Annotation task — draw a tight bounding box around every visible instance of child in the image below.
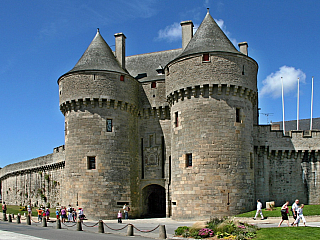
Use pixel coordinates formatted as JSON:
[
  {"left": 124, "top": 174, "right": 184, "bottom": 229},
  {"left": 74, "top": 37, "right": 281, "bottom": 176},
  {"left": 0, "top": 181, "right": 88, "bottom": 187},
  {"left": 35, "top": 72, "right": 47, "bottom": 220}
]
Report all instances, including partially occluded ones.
[
  {"left": 37, "top": 208, "right": 43, "bottom": 222},
  {"left": 117, "top": 210, "right": 122, "bottom": 223},
  {"left": 56, "top": 208, "right": 60, "bottom": 219},
  {"left": 293, "top": 204, "right": 306, "bottom": 227}
]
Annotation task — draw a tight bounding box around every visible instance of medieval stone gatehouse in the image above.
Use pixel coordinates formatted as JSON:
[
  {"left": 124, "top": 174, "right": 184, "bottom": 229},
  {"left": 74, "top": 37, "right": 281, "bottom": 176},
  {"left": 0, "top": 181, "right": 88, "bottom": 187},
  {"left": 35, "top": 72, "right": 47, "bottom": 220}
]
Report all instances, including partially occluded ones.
[{"left": 1, "top": 10, "right": 319, "bottom": 220}]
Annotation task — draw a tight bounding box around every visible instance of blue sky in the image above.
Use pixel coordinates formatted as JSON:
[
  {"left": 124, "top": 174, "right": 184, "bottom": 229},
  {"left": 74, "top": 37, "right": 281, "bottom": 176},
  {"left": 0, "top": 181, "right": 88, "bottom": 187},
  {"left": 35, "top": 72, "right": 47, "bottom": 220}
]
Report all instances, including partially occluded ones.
[{"left": 1, "top": 0, "right": 319, "bottom": 167}]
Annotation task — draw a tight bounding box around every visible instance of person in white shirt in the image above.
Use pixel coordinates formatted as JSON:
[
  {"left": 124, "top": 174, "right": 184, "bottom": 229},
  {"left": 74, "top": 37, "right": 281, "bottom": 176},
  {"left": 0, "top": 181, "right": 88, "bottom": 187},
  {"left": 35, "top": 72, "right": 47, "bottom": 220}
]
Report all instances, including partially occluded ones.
[
  {"left": 293, "top": 204, "right": 306, "bottom": 227},
  {"left": 253, "top": 199, "right": 264, "bottom": 220},
  {"left": 291, "top": 199, "right": 299, "bottom": 225}
]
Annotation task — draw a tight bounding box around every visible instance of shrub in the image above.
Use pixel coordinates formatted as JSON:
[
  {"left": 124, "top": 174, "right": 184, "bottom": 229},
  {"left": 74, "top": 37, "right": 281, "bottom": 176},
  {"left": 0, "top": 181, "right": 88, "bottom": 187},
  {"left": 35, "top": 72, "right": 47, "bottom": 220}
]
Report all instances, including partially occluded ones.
[{"left": 175, "top": 226, "right": 189, "bottom": 236}]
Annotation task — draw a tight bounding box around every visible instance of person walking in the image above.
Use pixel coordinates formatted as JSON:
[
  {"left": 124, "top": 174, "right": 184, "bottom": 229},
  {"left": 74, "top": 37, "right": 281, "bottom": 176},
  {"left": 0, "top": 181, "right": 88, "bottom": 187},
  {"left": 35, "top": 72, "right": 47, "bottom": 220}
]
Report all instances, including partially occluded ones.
[
  {"left": 123, "top": 204, "right": 129, "bottom": 220},
  {"left": 293, "top": 204, "right": 306, "bottom": 227},
  {"left": 253, "top": 199, "right": 264, "bottom": 220},
  {"left": 37, "top": 208, "right": 43, "bottom": 222},
  {"left": 2, "top": 202, "right": 7, "bottom": 221},
  {"left": 61, "top": 207, "right": 67, "bottom": 223},
  {"left": 117, "top": 210, "right": 122, "bottom": 223},
  {"left": 2, "top": 202, "right": 7, "bottom": 215},
  {"left": 278, "top": 201, "right": 290, "bottom": 227},
  {"left": 291, "top": 199, "right": 299, "bottom": 226}
]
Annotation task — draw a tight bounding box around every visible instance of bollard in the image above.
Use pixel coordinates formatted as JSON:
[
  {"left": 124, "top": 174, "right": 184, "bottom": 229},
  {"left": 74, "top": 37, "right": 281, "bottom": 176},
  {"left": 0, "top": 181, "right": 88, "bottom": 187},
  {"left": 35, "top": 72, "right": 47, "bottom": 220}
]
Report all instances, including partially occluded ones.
[
  {"left": 17, "top": 214, "right": 21, "bottom": 224},
  {"left": 3, "top": 213, "right": 7, "bottom": 221},
  {"left": 8, "top": 214, "right": 12, "bottom": 222},
  {"left": 56, "top": 218, "right": 61, "bottom": 229},
  {"left": 127, "top": 224, "right": 134, "bottom": 236},
  {"left": 42, "top": 217, "right": 47, "bottom": 227},
  {"left": 76, "top": 218, "right": 82, "bottom": 231},
  {"left": 159, "top": 225, "right": 167, "bottom": 239},
  {"left": 26, "top": 215, "right": 31, "bottom": 225},
  {"left": 98, "top": 220, "right": 104, "bottom": 233}
]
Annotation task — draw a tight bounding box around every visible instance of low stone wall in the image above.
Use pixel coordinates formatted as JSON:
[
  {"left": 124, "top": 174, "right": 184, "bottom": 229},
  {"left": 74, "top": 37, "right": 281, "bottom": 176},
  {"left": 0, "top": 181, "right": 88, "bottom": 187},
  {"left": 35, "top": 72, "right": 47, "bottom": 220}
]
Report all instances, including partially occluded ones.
[{"left": 0, "top": 146, "right": 65, "bottom": 208}]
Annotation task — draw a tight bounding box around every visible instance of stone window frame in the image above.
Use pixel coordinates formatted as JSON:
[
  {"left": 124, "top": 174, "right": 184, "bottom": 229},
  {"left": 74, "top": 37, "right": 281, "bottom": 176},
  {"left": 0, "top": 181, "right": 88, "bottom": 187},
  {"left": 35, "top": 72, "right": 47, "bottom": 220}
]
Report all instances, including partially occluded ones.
[
  {"left": 174, "top": 112, "right": 179, "bottom": 127},
  {"left": 202, "top": 53, "right": 210, "bottom": 62},
  {"left": 185, "top": 153, "right": 192, "bottom": 167},
  {"left": 88, "top": 156, "right": 96, "bottom": 170},
  {"left": 106, "top": 119, "right": 113, "bottom": 132},
  {"left": 236, "top": 108, "right": 241, "bottom": 123}
]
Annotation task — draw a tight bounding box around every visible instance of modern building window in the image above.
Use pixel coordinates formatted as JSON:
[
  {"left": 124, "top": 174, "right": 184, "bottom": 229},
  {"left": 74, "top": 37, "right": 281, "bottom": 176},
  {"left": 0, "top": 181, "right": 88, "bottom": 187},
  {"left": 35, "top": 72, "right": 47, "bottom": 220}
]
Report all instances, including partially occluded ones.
[
  {"left": 174, "top": 112, "right": 179, "bottom": 127},
  {"left": 202, "top": 53, "right": 210, "bottom": 62},
  {"left": 88, "top": 156, "right": 96, "bottom": 169},
  {"left": 107, "top": 119, "right": 112, "bottom": 132},
  {"left": 186, "top": 153, "right": 192, "bottom": 167},
  {"left": 236, "top": 108, "right": 241, "bottom": 123},
  {"left": 120, "top": 75, "right": 124, "bottom": 81},
  {"left": 151, "top": 82, "right": 156, "bottom": 88}
]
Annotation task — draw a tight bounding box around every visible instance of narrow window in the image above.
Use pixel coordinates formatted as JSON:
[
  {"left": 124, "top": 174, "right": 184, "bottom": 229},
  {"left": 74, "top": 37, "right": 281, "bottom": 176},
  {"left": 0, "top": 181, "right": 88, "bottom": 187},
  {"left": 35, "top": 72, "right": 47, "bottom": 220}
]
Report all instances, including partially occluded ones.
[
  {"left": 106, "top": 119, "right": 112, "bottom": 132},
  {"left": 149, "top": 135, "right": 153, "bottom": 147},
  {"left": 186, "top": 153, "right": 192, "bottom": 167},
  {"left": 151, "top": 82, "right": 156, "bottom": 88},
  {"left": 120, "top": 75, "right": 124, "bottom": 81},
  {"left": 65, "top": 121, "right": 68, "bottom": 136},
  {"left": 141, "top": 138, "right": 144, "bottom": 179},
  {"left": 161, "top": 136, "right": 165, "bottom": 178},
  {"left": 88, "top": 156, "right": 96, "bottom": 169},
  {"left": 174, "top": 112, "right": 179, "bottom": 127},
  {"left": 202, "top": 53, "right": 210, "bottom": 62},
  {"left": 242, "top": 65, "right": 245, "bottom": 75},
  {"left": 236, "top": 108, "right": 241, "bottom": 123},
  {"left": 250, "top": 153, "right": 253, "bottom": 169}
]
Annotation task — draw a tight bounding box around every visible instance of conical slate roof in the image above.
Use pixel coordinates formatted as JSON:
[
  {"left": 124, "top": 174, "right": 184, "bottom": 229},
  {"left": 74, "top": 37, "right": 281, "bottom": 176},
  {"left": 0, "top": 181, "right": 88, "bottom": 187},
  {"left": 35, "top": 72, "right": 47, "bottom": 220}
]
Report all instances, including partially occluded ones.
[
  {"left": 178, "top": 10, "right": 239, "bottom": 59},
  {"left": 67, "top": 29, "right": 126, "bottom": 75}
]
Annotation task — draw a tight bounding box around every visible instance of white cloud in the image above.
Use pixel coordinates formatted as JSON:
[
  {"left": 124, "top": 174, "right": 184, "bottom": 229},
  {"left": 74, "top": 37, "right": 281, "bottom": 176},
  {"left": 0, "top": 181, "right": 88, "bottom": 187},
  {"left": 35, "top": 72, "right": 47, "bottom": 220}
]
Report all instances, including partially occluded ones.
[
  {"left": 260, "top": 66, "right": 306, "bottom": 98},
  {"left": 157, "top": 22, "right": 181, "bottom": 42}
]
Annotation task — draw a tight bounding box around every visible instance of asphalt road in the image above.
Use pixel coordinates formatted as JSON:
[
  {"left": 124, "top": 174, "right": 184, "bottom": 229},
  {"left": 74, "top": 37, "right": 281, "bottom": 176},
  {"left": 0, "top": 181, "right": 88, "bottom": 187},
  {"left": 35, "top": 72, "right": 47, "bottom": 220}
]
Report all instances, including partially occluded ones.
[{"left": 0, "top": 221, "right": 153, "bottom": 240}]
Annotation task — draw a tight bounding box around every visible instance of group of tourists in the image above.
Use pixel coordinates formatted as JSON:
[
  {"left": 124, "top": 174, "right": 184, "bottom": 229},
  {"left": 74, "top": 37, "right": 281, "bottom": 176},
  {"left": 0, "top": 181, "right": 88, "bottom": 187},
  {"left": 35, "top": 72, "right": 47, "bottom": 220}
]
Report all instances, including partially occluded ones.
[
  {"left": 117, "top": 204, "right": 130, "bottom": 223},
  {"left": 278, "top": 199, "right": 306, "bottom": 227},
  {"left": 253, "top": 199, "right": 307, "bottom": 227},
  {"left": 55, "top": 205, "right": 85, "bottom": 223},
  {"left": 36, "top": 206, "right": 50, "bottom": 222}
]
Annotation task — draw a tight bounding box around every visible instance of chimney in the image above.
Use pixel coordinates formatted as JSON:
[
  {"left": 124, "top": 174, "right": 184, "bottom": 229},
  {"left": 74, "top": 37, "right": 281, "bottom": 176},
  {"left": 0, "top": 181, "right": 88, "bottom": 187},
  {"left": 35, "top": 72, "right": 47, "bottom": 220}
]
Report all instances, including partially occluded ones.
[
  {"left": 238, "top": 42, "right": 248, "bottom": 56},
  {"left": 114, "top": 32, "right": 126, "bottom": 69},
  {"left": 180, "top": 20, "right": 194, "bottom": 50}
]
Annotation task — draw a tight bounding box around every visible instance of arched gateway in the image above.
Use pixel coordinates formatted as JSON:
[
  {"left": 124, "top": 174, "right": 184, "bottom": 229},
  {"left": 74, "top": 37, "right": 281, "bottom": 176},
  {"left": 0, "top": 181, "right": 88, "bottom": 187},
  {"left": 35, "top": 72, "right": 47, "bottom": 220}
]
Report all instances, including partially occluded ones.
[{"left": 142, "top": 184, "right": 166, "bottom": 218}]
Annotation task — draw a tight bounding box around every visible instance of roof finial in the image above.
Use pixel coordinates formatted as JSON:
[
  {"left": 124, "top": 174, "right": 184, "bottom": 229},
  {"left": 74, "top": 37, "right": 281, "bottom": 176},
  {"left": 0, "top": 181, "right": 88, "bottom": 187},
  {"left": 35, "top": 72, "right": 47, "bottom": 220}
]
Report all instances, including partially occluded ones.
[
  {"left": 97, "top": 28, "right": 100, "bottom": 33},
  {"left": 207, "top": 8, "right": 209, "bottom": 13}
]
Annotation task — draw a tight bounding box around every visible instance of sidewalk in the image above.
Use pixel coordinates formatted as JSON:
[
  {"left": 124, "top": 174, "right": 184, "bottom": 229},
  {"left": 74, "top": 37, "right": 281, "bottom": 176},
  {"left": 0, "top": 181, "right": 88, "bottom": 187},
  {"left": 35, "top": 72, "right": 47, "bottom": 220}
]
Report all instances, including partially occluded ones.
[{"left": 2, "top": 215, "right": 320, "bottom": 239}]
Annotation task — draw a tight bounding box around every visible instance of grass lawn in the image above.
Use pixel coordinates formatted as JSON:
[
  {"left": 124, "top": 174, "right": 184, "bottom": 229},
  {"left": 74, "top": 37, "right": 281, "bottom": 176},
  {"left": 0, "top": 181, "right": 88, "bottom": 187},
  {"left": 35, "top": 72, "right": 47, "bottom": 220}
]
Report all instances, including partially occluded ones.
[
  {"left": 235, "top": 204, "right": 320, "bottom": 218},
  {"left": 0, "top": 204, "right": 57, "bottom": 218},
  {"left": 256, "top": 227, "right": 320, "bottom": 240}
]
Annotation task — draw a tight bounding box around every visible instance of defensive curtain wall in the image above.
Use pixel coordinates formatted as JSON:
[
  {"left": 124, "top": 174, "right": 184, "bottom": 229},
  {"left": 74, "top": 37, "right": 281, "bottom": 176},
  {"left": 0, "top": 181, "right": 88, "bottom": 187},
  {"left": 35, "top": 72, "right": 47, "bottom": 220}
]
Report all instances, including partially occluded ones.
[
  {"left": 0, "top": 146, "right": 65, "bottom": 208},
  {"left": 254, "top": 126, "right": 320, "bottom": 206}
]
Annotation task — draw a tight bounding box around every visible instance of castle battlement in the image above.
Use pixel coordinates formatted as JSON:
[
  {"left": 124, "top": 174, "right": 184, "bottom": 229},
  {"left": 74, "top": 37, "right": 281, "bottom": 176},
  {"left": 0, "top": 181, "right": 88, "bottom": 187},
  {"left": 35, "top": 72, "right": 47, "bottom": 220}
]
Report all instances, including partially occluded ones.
[
  {"left": 167, "top": 84, "right": 257, "bottom": 105},
  {"left": 254, "top": 125, "right": 320, "bottom": 152},
  {"left": 60, "top": 98, "right": 139, "bottom": 116}
]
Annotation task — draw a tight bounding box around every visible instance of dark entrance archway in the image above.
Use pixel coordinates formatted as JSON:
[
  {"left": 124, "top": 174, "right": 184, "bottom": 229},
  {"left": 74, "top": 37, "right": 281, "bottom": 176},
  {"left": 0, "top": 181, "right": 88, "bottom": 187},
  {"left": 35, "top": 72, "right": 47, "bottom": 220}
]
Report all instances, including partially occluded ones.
[{"left": 142, "top": 184, "right": 166, "bottom": 218}]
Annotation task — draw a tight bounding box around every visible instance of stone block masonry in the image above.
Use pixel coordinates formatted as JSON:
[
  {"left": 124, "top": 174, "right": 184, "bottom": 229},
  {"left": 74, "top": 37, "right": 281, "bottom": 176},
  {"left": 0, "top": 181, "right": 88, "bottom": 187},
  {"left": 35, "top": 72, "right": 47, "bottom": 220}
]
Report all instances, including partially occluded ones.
[{"left": 0, "top": 146, "right": 65, "bottom": 207}]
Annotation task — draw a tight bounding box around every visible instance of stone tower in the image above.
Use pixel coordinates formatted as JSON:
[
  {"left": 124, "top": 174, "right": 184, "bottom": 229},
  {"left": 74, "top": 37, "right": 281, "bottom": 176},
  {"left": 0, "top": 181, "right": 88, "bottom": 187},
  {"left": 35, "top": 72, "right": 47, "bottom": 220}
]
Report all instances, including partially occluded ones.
[
  {"left": 58, "top": 29, "right": 140, "bottom": 219},
  {"left": 166, "top": 10, "right": 258, "bottom": 219}
]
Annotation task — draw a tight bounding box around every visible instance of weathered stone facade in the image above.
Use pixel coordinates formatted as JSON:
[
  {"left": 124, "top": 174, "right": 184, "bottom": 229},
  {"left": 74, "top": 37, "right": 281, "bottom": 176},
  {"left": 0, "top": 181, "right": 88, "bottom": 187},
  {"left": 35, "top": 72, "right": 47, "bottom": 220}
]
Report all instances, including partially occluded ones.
[{"left": 1, "top": 10, "right": 319, "bottom": 220}]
